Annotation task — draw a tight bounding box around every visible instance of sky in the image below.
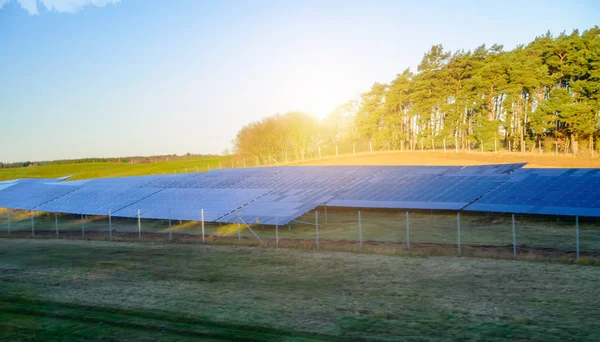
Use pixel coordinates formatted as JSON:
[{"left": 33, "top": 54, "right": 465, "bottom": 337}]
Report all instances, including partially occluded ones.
[{"left": 1, "top": 0, "right": 599, "bottom": 162}]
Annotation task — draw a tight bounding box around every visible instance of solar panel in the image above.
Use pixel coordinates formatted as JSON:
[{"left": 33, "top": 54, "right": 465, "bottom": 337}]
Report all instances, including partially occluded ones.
[
  {"left": 35, "top": 186, "right": 164, "bottom": 215},
  {"left": 327, "top": 165, "right": 516, "bottom": 210},
  {"left": 0, "top": 182, "right": 82, "bottom": 210},
  {"left": 0, "top": 164, "right": 530, "bottom": 224},
  {"left": 112, "top": 188, "right": 272, "bottom": 221},
  {"left": 68, "top": 175, "right": 165, "bottom": 187},
  {"left": 465, "top": 168, "right": 600, "bottom": 217},
  {"left": 217, "top": 188, "right": 334, "bottom": 225}
]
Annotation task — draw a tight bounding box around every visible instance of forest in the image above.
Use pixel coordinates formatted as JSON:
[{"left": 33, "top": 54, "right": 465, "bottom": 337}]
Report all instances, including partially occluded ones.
[{"left": 234, "top": 27, "right": 600, "bottom": 163}]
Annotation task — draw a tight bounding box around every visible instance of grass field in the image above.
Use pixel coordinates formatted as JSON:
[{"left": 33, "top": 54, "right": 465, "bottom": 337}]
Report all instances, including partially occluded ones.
[
  {"left": 2, "top": 150, "right": 600, "bottom": 182},
  {"left": 0, "top": 155, "right": 229, "bottom": 181},
  {"left": 1, "top": 239, "right": 599, "bottom": 341}
]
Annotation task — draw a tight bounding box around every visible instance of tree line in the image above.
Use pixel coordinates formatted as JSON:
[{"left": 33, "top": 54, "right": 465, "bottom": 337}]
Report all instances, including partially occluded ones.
[
  {"left": 0, "top": 154, "right": 216, "bottom": 169},
  {"left": 234, "top": 27, "right": 600, "bottom": 160}
]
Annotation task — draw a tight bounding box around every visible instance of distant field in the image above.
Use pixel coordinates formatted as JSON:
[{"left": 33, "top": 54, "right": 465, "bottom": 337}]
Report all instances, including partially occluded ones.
[
  {"left": 298, "top": 150, "right": 600, "bottom": 168},
  {"left": 0, "top": 156, "right": 230, "bottom": 181},
  {"left": 2, "top": 151, "right": 599, "bottom": 182},
  {"left": 0, "top": 239, "right": 598, "bottom": 341}
]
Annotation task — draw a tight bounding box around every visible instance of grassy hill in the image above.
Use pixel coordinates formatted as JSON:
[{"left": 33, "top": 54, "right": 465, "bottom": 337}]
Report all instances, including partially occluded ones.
[{"left": 0, "top": 156, "right": 230, "bottom": 181}]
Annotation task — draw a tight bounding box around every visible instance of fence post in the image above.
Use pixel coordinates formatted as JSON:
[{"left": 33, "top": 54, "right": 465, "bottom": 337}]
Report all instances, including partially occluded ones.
[
  {"left": 358, "top": 210, "right": 362, "bottom": 249},
  {"left": 512, "top": 214, "right": 516, "bottom": 257},
  {"left": 455, "top": 137, "right": 458, "bottom": 153},
  {"left": 55, "top": 212, "right": 59, "bottom": 238},
  {"left": 168, "top": 210, "right": 172, "bottom": 241},
  {"left": 237, "top": 223, "right": 241, "bottom": 242},
  {"left": 457, "top": 212, "right": 461, "bottom": 255},
  {"left": 7, "top": 209, "right": 10, "bottom": 235},
  {"left": 31, "top": 210, "right": 34, "bottom": 237},
  {"left": 201, "top": 209, "right": 205, "bottom": 243},
  {"left": 576, "top": 216, "right": 580, "bottom": 260},
  {"left": 81, "top": 213, "right": 85, "bottom": 239},
  {"left": 315, "top": 210, "right": 319, "bottom": 248},
  {"left": 137, "top": 210, "right": 141, "bottom": 240},
  {"left": 109, "top": 209, "right": 112, "bottom": 241},
  {"left": 405, "top": 211, "right": 410, "bottom": 249}
]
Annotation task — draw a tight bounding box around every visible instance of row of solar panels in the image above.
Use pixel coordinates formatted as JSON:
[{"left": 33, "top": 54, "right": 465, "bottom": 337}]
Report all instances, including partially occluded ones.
[{"left": 0, "top": 163, "right": 598, "bottom": 224}]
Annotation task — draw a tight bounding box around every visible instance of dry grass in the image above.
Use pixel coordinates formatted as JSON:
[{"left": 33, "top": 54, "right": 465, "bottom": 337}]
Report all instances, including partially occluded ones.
[{"left": 297, "top": 150, "right": 600, "bottom": 168}]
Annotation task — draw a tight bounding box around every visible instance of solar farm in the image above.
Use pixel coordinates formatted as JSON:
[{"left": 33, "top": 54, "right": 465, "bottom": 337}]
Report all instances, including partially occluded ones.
[
  {"left": 2, "top": 164, "right": 600, "bottom": 340},
  {"left": 1, "top": 164, "right": 598, "bottom": 260}
]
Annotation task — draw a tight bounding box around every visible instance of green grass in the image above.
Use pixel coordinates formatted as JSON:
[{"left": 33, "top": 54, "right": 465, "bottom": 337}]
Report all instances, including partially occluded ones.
[
  {"left": 0, "top": 156, "right": 232, "bottom": 181},
  {"left": 0, "top": 239, "right": 599, "bottom": 341}
]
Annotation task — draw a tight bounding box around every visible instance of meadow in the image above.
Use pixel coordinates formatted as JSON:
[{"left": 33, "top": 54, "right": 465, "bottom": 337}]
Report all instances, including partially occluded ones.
[
  {"left": 0, "top": 155, "right": 230, "bottom": 181},
  {"left": 1, "top": 239, "right": 599, "bottom": 341}
]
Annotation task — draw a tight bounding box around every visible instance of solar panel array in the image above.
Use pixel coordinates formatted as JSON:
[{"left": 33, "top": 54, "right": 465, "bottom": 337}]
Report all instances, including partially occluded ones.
[
  {"left": 327, "top": 164, "right": 524, "bottom": 210},
  {"left": 2, "top": 163, "right": 597, "bottom": 223},
  {"left": 465, "top": 168, "right": 600, "bottom": 217}
]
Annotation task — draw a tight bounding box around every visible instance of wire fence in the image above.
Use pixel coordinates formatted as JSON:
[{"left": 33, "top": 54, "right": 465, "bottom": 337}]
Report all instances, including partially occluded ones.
[{"left": 1, "top": 207, "right": 598, "bottom": 262}]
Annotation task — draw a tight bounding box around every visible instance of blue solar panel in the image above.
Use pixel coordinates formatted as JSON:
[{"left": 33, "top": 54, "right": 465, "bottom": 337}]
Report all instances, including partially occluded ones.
[
  {"left": 327, "top": 165, "right": 517, "bottom": 210},
  {"left": 0, "top": 182, "right": 82, "bottom": 210},
  {"left": 35, "top": 187, "right": 163, "bottom": 215},
  {"left": 0, "top": 164, "right": 531, "bottom": 223},
  {"left": 112, "top": 188, "right": 272, "bottom": 221},
  {"left": 465, "top": 168, "right": 600, "bottom": 217},
  {"left": 217, "top": 188, "right": 334, "bottom": 225}
]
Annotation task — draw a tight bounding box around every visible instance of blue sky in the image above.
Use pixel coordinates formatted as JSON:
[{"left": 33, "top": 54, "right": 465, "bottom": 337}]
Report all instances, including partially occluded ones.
[{"left": 1, "top": 0, "right": 599, "bottom": 162}]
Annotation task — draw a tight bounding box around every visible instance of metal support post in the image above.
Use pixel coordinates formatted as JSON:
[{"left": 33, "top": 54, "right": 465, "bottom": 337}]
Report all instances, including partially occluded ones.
[
  {"left": 168, "top": 210, "right": 172, "bottom": 241},
  {"left": 109, "top": 209, "right": 112, "bottom": 240},
  {"left": 201, "top": 209, "right": 205, "bottom": 243},
  {"left": 237, "top": 223, "right": 241, "bottom": 241},
  {"left": 137, "top": 210, "right": 141, "bottom": 240},
  {"left": 576, "top": 216, "right": 580, "bottom": 259},
  {"left": 315, "top": 210, "right": 319, "bottom": 248},
  {"left": 55, "top": 212, "right": 59, "bottom": 238},
  {"left": 457, "top": 212, "right": 461, "bottom": 255},
  {"left": 358, "top": 210, "right": 363, "bottom": 249},
  {"left": 512, "top": 214, "right": 516, "bottom": 257},
  {"left": 406, "top": 211, "right": 410, "bottom": 249}
]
